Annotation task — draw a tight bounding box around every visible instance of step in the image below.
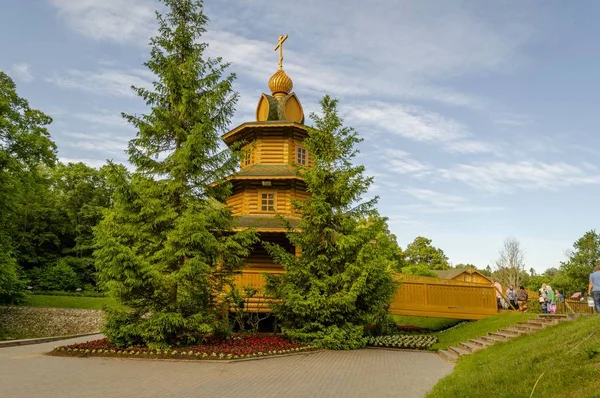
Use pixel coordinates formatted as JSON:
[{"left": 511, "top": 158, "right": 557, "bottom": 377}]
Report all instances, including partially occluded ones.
[
  {"left": 469, "top": 338, "right": 493, "bottom": 348},
  {"left": 480, "top": 334, "right": 506, "bottom": 343},
  {"left": 497, "top": 328, "right": 526, "bottom": 336},
  {"left": 527, "top": 319, "right": 556, "bottom": 326},
  {"left": 458, "top": 341, "right": 481, "bottom": 353},
  {"left": 517, "top": 321, "right": 543, "bottom": 329},
  {"left": 448, "top": 346, "right": 470, "bottom": 357},
  {"left": 438, "top": 349, "right": 459, "bottom": 362},
  {"left": 513, "top": 324, "right": 539, "bottom": 332},
  {"left": 488, "top": 331, "right": 516, "bottom": 340},
  {"left": 538, "top": 314, "right": 568, "bottom": 319},
  {"left": 504, "top": 327, "right": 532, "bottom": 335}
]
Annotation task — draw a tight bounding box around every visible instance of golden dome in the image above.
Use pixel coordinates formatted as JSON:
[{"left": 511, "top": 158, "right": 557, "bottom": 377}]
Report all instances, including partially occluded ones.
[{"left": 268, "top": 69, "right": 293, "bottom": 96}]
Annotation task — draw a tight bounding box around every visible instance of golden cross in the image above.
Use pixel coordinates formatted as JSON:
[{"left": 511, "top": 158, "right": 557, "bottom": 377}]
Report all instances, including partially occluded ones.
[{"left": 274, "top": 34, "right": 288, "bottom": 69}]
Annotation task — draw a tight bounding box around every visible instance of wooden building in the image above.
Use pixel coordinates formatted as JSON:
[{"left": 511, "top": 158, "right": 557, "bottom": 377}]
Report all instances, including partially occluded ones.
[
  {"left": 432, "top": 267, "right": 493, "bottom": 285},
  {"left": 222, "top": 36, "right": 498, "bottom": 320},
  {"left": 222, "top": 44, "right": 308, "bottom": 296}
]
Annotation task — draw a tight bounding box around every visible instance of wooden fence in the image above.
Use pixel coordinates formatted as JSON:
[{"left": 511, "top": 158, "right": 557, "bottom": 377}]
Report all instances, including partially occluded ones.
[
  {"left": 389, "top": 274, "right": 497, "bottom": 320},
  {"left": 234, "top": 270, "right": 498, "bottom": 320}
]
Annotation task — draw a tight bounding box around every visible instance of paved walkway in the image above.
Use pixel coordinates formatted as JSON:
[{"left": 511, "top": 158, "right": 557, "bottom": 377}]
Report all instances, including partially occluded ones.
[{"left": 0, "top": 335, "right": 453, "bottom": 397}]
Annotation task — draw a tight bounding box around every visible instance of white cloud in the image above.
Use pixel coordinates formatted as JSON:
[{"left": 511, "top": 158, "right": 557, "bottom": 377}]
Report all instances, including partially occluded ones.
[
  {"left": 49, "top": 0, "right": 156, "bottom": 45},
  {"left": 48, "top": 1, "right": 531, "bottom": 110},
  {"left": 401, "top": 187, "right": 503, "bottom": 214},
  {"left": 61, "top": 130, "right": 131, "bottom": 154},
  {"left": 204, "top": 30, "right": 367, "bottom": 97},
  {"left": 348, "top": 102, "right": 466, "bottom": 142},
  {"left": 440, "top": 161, "right": 600, "bottom": 193},
  {"left": 73, "top": 109, "right": 130, "bottom": 128},
  {"left": 47, "top": 68, "right": 153, "bottom": 97},
  {"left": 348, "top": 102, "right": 493, "bottom": 154},
  {"left": 11, "top": 63, "right": 34, "bottom": 83},
  {"left": 444, "top": 140, "right": 493, "bottom": 154},
  {"left": 385, "top": 149, "right": 432, "bottom": 176},
  {"left": 58, "top": 156, "right": 110, "bottom": 168}
]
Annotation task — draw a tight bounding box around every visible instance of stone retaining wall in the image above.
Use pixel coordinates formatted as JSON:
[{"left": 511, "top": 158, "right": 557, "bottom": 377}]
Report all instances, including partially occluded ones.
[{"left": 0, "top": 307, "right": 104, "bottom": 338}]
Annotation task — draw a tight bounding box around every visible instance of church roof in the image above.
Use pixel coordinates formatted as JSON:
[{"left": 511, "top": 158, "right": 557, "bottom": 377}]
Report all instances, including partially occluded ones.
[
  {"left": 233, "top": 164, "right": 299, "bottom": 179},
  {"left": 221, "top": 121, "right": 307, "bottom": 146},
  {"left": 233, "top": 215, "right": 300, "bottom": 231}
]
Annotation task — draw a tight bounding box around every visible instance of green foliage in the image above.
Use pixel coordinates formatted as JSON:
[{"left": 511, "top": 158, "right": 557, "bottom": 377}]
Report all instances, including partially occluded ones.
[
  {"left": 367, "top": 334, "right": 438, "bottom": 349},
  {"left": 401, "top": 264, "right": 438, "bottom": 277},
  {"left": 0, "top": 233, "right": 26, "bottom": 304},
  {"left": 364, "top": 312, "right": 398, "bottom": 337},
  {"left": 526, "top": 275, "right": 547, "bottom": 291},
  {"left": 30, "top": 258, "right": 81, "bottom": 292},
  {"left": 95, "top": 0, "right": 256, "bottom": 348},
  {"left": 265, "top": 95, "right": 397, "bottom": 350},
  {"left": 559, "top": 230, "right": 600, "bottom": 293},
  {"left": 401, "top": 236, "right": 450, "bottom": 270},
  {"left": 0, "top": 71, "right": 56, "bottom": 303}
]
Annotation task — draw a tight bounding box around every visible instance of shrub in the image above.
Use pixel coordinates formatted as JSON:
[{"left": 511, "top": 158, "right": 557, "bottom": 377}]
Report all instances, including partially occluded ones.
[
  {"left": 401, "top": 265, "right": 438, "bottom": 278},
  {"left": 30, "top": 259, "right": 81, "bottom": 291},
  {"left": 366, "top": 334, "right": 438, "bottom": 350}
]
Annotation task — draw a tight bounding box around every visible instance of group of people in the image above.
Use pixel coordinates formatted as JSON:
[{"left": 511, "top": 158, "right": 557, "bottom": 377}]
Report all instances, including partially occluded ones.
[
  {"left": 488, "top": 266, "right": 600, "bottom": 315},
  {"left": 492, "top": 281, "right": 564, "bottom": 313},
  {"left": 493, "top": 281, "right": 530, "bottom": 312},
  {"left": 537, "top": 283, "right": 563, "bottom": 313}
]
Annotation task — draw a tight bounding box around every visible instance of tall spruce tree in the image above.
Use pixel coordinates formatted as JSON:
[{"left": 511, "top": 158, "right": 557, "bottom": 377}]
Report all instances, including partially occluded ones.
[
  {"left": 94, "top": 0, "right": 256, "bottom": 348},
  {"left": 265, "top": 96, "right": 397, "bottom": 349}
]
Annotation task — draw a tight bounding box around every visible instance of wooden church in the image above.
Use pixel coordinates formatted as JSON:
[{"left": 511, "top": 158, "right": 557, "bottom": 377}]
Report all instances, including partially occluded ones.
[
  {"left": 221, "top": 36, "right": 501, "bottom": 320},
  {"left": 224, "top": 35, "right": 309, "bottom": 306}
]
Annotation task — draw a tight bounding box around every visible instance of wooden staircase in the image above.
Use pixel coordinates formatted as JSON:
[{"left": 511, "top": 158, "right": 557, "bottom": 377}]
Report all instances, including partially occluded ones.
[{"left": 438, "top": 314, "right": 576, "bottom": 362}]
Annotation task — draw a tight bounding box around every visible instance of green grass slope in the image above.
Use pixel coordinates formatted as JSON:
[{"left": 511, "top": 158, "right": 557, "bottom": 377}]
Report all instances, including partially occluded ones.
[
  {"left": 428, "top": 315, "right": 600, "bottom": 398},
  {"left": 431, "top": 312, "right": 536, "bottom": 351}
]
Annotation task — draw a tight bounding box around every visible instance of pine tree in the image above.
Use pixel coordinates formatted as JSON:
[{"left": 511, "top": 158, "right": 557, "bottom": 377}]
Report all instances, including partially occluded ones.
[
  {"left": 94, "top": 0, "right": 256, "bottom": 348},
  {"left": 265, "top": 96, "right": 397, "bottom": 349}
]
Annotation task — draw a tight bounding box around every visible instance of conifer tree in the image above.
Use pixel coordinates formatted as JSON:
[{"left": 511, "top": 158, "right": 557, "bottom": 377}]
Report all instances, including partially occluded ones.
[
  {"left": 265, "top": 96, "right": 397, "bottom": 349},
  {"left": 94, "top": 0, "right": 256, "bottom": 348}
]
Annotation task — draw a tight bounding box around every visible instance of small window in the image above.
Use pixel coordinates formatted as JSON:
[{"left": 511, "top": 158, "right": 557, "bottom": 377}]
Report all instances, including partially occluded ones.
[
  {"left": 242, "top": 148, "right": 252, "bottom": 167},
  {"left": 261, "top": 192, "right": 275, "bottom": 212},
  {"left": 296, "top": 147, "right": 307, "bottom": 165}
]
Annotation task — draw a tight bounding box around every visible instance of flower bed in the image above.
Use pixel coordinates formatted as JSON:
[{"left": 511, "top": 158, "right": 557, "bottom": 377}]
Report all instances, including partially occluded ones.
[
  {"left": 50, "top": 335, "right": 314, "bottom": 360},
  {"left": 366, "top": 334, "right": 438, "bottom": 350}
]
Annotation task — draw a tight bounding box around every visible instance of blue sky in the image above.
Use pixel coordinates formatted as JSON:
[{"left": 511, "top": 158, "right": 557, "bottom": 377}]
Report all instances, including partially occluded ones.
[{"left": 2, "top": 0, "right": 599, "bottom": 273}]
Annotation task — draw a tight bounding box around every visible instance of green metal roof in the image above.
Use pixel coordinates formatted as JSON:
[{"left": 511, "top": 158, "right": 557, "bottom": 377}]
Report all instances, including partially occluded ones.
[
  {"left": 234, "top": 164, "right": 298, "bottom": 178},
  {"left": 234, "top": 215, "right": 300, "bottom": 230}
]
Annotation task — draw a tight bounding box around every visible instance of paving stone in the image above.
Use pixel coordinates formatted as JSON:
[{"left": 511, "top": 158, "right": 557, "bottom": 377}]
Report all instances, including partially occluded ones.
[{"left": 0, "top": 335, "right": 454, "bottom": 398}]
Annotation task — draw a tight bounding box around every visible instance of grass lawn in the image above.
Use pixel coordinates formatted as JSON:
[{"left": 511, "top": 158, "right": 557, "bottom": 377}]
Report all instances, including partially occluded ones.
[
  {"left": 428, "top": 315, "right": 600, "bottom": 397},
  {"left": 430, "top": 312, "right": 536, "bottom": 351},
  {"left": 392, "top": 315, "right": 462, "bottom": 332},
  {"left": 24, "top": 295, "right": 113, "bottom": 310}
]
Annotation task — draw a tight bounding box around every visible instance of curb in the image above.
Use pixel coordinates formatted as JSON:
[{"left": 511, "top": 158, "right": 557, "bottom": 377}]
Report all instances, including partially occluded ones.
[
  {"left": 47, "top": 348, "right": 325, "bottom": 363},
  {"left": 0, "top": 332, "right": 101, "bottom": 348},
  {"left": 365, "top": 346, "right": 438, "bottom": 354}
]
